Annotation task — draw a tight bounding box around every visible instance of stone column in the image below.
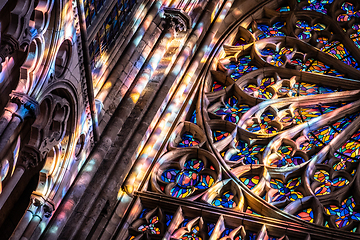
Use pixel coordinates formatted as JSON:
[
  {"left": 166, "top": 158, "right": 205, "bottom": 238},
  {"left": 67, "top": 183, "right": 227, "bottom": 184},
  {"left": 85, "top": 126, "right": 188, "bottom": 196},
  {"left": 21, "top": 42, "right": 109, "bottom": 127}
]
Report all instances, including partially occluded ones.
[
  {"left": 10, "top": 195, "right": 53, "bottom": 240},
  {"left": 0, "top": 145, "right": 41, "bottom": 209},
  {"left": 0, "top": 92, "right": 39, "bottom": 154}
]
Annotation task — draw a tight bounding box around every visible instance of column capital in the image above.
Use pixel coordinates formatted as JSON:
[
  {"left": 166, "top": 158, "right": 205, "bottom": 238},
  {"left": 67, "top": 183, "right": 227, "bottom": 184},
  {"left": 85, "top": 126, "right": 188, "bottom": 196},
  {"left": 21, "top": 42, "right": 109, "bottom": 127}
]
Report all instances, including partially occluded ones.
[
  {"left": 28, "top": 195, "right": 54, "bottom": 219},
  {"left": 8, "top": 91, "right": 39, "bottom": 120},
  {"left": 162, "top": 8, "right": 191, "bottom": 33}
]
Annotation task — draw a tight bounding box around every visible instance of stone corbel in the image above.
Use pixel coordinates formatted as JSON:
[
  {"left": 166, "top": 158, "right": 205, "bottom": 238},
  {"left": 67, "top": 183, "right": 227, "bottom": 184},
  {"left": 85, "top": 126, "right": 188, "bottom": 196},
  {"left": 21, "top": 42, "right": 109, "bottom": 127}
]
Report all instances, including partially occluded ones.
[{"left": 162, "top": 7, "right": 191, "bottom": 33}]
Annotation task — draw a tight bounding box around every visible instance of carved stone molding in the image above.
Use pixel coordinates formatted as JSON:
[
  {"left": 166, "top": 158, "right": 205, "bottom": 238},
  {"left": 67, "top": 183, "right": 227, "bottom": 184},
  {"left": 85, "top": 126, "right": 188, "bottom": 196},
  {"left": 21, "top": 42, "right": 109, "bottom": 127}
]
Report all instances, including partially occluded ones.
[
  {"left": 0, "top": 0, "right": 34, "bottom": 72},
  {"left": 28, "top": 93, "right": 70, "bottom": 159},
  {"left": 17, "top": 145, "right": 41, "bottom": 170},
  {"left": 163, "top": 7, "right": 191, "bottom": 33}
]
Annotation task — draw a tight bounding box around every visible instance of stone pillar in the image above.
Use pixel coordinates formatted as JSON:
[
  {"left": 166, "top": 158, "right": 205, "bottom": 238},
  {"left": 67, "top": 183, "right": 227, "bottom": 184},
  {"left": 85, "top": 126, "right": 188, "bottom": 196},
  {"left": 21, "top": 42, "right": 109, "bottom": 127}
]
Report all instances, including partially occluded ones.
[
  {"left": 10, "top": 195, "right": 53, "bottom": 240},
  {"left": 0, "top": 92, "right": 39, "bottom": 154},
  {"left": 0, "top": 145, "right": 41, "bottom": 209}
]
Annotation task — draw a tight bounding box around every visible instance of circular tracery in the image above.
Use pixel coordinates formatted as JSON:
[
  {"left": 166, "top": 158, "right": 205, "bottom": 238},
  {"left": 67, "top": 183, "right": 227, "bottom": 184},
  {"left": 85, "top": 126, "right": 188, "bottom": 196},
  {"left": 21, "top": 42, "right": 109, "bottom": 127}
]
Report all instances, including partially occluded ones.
[{"left": 143, "top": 0, "right": 360, "bottom": 237}]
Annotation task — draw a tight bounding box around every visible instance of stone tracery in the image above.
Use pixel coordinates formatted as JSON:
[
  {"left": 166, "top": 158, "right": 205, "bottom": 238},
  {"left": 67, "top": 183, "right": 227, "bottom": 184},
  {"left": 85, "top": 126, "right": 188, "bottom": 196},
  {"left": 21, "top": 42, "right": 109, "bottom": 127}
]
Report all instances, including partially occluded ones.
[{"left": 124, "top": 0, "right": 360, "bottom": 239}]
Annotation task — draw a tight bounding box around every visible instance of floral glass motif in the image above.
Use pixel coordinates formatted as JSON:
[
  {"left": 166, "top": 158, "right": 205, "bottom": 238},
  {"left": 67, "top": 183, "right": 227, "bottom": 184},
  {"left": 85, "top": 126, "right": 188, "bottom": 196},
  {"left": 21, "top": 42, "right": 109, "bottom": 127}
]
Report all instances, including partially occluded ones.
[
  {"left": 161, "top": 159, "right": 215, "bottom": 198},
  {"left": 225, "top": 56, "right": 258, "bottom": 80},
  {"left": 325, "top": 196, "right": 360, "bottom": 228},
  {"left": 320, "top": 41, "right": 359, "bottom": 69},
  {"left": 332, "top": 153, "right": 357, "bottom": 171},
  {"left": 270, "top": 145, "right": 306, "bottom": 167},
  {"left": 138, "top": 216, "right": 161, "bottom": 234},
  {"left": 302, "top": 0, "right": 334, "bottom": 14},
  {"left": 295, "top": 20, "right": 326, "bottom": 39},
  {"left": 336, "top": 128, "right": 360, "bottom": 159},
  {"left": 260, "top": 47, "right": 293, "bottom": 67},
  {"left": 213, "top": 96, "right": 250, "bottom": 123},
  {"left": 246, "top": 111, "right": 279, "bottom": 134},
  {"left": 243, "top": 77, "right": 276, "bottom": 99},
  {"left": 228, "top": 140, "right": 266, "bottom": 164},
  {"left": 178, "top": 132, "right": 200, "bottom": 147},
  {"left": 256, "top": 22, "right": 286, "bottom": 39},
  {"left": 270, "top": 178, "right": 303, "bottom": 202},
  {"left": 313, "top": 170, "right": 349, "bottom": 195},
  {"left": 296, "top": 208, "right": 314, "bottom": 222},
  {"left": 212, "top": 191, "right": 237, "bottom": 208},
  {"left": 337, "top": 2, "right": 360, "bottom": 22}
]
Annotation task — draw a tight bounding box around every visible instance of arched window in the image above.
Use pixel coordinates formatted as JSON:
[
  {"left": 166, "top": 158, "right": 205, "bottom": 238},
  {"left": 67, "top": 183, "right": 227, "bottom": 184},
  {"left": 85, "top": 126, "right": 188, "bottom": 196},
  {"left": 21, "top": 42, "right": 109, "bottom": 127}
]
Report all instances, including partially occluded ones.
[{"left": 114, "top": 0, "right": 360, "bottom": 239}]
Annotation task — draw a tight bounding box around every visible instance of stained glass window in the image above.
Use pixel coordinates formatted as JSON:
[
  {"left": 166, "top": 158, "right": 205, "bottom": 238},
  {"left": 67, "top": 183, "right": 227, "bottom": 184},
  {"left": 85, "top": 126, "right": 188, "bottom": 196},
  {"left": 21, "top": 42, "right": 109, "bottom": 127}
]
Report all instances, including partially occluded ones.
[
  {"left": 87, "top": 0, "right": 137, "bottom": 85},
  {"left": 122, "top": 0, "right": 360, "bottom": 239}
]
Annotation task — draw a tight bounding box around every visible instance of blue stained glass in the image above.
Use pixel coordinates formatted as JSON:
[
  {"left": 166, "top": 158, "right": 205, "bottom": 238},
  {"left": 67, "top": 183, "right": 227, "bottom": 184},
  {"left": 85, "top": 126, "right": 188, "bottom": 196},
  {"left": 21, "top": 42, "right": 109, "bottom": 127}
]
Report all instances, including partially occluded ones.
[
  {"left": 190, "top": 110, "right": 197, "bottom": 124},
  {"left": 184, "top": 159, "right": 204, "bottom": 172},
  {"left": 220, "top": 228, "right": 233, "bottom": 237},
  {"left": 302, "top": 0, "right": 334, "bottom": 14},
  {"left": 178, "top": 133, "right": 200, "bottom": 148},
  {"left": 325, "top": 196, "right": 360, "bottom": 228},
  {"left": 165, "top": 214, "right": 173, "bottom": 226},
  {"left": 212, "top": 191, "right": 237, "bottom": 208},
  {"left": 207, "top": 223, "right": 216, "bottom": 236},
  {"left": 214, "top": 96, "right": 250, "bottom": 123},
  {"left": 257, "top": 22, "right": 286, "bottom": 40},
  {"left": 247, "top": 231, "right": 257, "bottom": 240}
]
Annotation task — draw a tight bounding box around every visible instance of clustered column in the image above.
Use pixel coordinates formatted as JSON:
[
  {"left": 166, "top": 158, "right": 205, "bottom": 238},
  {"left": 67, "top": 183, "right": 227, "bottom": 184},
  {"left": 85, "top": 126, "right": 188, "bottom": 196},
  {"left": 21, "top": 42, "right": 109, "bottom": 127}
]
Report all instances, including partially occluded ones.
[{"left": 10, "top": 195, "right": 53, "bottom": 240}]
